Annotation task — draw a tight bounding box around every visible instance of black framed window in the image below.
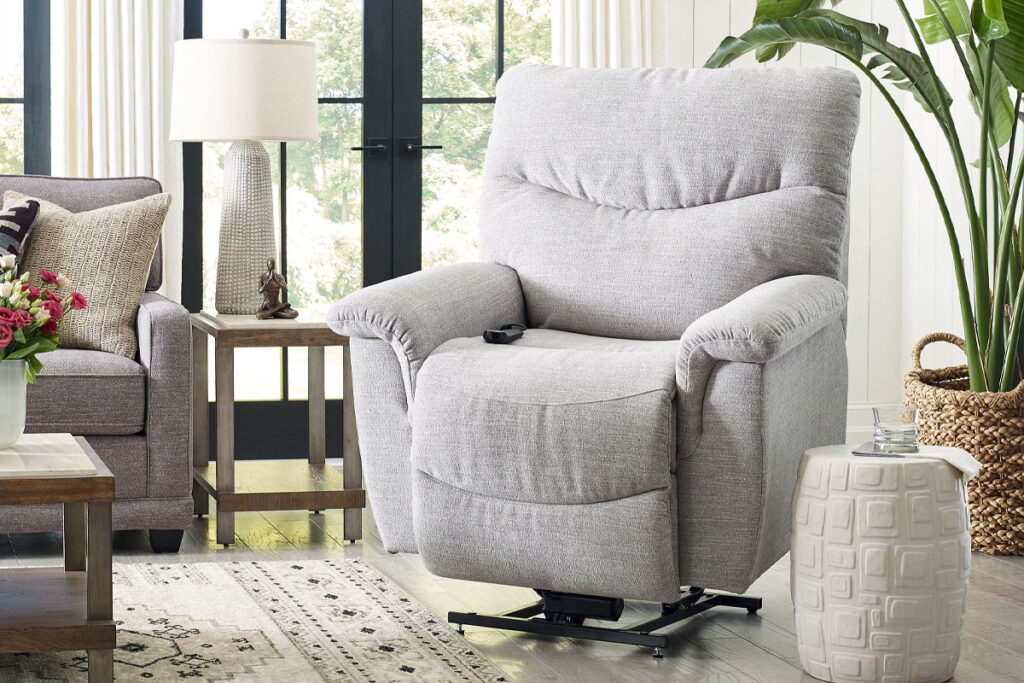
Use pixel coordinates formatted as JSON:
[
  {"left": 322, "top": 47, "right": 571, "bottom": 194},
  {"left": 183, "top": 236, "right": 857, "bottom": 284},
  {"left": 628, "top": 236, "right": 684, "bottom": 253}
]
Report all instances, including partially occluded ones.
[
  {"left": 416, "top": 0, "right": 551, "bottom": 274},
  {"left": 0, "top": 0, "right": 50, "bottom": 176}
]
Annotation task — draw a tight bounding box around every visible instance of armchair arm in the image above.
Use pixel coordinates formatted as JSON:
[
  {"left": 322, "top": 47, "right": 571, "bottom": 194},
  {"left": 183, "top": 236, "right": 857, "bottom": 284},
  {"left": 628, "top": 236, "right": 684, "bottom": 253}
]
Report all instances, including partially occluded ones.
[
  {"left": 676, "top": 275, "right": 847, "bottom": 446},
  {"left": 136, "top": 291, "right": 193, "bottom": 499},
  {"left": 328, "top": 261, "right": 525, "bottom": 401}
]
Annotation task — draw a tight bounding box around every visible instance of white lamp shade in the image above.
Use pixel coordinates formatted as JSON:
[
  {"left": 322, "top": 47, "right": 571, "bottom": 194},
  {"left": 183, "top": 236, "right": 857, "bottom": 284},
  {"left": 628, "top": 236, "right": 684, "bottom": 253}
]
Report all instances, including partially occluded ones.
[{"left": 170, "top": 38, "right": 318, "bottom": 142}]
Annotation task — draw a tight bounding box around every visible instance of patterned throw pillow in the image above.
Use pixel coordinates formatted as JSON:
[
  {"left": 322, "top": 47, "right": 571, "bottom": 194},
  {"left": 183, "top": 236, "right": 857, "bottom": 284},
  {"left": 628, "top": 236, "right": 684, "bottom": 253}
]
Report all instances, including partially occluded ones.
[
  {"left": 2, "top": 190, "right": 170, "bottom": 359},
  {"left": 0, "top": 198, "right": 40, "bottom": 261}
]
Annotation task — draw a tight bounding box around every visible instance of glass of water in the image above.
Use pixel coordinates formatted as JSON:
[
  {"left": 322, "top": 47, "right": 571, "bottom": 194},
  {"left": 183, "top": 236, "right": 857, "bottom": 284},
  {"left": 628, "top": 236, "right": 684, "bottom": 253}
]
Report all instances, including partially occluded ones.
[{"left": 872, "top": 404, "right": 919, "bottom": 454}]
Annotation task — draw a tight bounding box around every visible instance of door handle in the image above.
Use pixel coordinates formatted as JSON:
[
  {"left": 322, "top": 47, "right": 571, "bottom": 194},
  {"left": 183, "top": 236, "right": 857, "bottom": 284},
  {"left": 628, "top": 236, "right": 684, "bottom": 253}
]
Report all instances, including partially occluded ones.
[
  {"left": 398, "top": 137, "right": 443, "bottom": 154},
  {"left": 350, "top": 138, "right": 389, "bottom": 158}
]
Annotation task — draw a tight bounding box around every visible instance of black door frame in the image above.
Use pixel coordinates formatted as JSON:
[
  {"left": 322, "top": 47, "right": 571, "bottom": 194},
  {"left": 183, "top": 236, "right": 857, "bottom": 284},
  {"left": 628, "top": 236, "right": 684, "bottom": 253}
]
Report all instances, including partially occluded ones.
[
  {"left": 390, "top": 0, "right": 423, "bottom": 278},
  {"left": 361, "top": 0, "right": 396, "bottom": 286}
]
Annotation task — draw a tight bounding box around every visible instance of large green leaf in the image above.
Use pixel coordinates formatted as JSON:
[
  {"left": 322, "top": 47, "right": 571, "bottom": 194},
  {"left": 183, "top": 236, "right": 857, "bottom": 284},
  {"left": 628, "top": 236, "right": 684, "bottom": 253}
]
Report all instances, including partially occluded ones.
[
  {"left": 973, "top": 0, "right": 1011, "bottom": 40},
  {"left": 917, "top": 0, "right": 972, "bottom": 43},
  {"left": 750, "top": 0, "right": 841, "bottom": 60},
  {"left": 805, "top": 10, "right": 953, "bottom": 114},
  {"left": 705, "top": 16, "right": 862, "bottom": 69},
  {"left": 992, "top": 0, "right": 1024, "bottom": 89}
]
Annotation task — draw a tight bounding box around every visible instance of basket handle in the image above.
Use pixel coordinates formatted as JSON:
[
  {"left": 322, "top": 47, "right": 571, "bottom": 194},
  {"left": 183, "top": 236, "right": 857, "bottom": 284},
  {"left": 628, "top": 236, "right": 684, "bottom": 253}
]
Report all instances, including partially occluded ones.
[{"left": 911, "top": 332, "right": 967, "bottom": 371}]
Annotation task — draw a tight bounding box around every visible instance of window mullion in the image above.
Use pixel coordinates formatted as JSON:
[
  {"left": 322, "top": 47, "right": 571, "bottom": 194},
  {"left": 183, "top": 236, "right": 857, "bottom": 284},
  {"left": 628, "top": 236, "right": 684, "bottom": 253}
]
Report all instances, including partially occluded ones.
[
  {"left": 23, "top": 0, "right": 50, "bottom": 175},
  {"left": 496, "top": 0, "right": 505, "bottom": 82}
]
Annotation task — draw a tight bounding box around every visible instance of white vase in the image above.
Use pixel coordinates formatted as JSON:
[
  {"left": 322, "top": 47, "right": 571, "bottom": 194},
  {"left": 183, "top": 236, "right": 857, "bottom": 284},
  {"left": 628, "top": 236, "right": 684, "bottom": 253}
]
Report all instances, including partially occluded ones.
[{"left": 0, "top": 359, "right": 27, "bottom": 448}]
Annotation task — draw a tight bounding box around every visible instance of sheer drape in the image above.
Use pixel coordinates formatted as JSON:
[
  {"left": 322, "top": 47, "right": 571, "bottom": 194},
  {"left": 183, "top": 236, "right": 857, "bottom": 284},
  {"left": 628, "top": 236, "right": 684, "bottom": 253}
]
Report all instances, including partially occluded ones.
[
  {"left": 551, "top": 0, "right": 653, "bottom": 68},
  {"left": 51, "top": 0, "right": 184, "bottom": 301}
]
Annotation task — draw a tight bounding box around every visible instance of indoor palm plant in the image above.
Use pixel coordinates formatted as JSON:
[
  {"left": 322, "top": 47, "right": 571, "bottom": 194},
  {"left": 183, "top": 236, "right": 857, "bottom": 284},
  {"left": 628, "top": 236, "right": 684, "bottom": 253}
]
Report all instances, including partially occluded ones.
[{"left": 706, "top": 0, "right": 1024, "bottom": 554}]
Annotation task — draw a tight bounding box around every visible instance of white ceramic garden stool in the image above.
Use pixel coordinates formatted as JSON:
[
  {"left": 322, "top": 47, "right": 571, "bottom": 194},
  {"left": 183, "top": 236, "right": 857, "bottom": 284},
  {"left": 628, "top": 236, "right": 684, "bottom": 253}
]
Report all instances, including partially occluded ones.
[{"left": 791, "top": 445, "right": 976, "bottom": 683}]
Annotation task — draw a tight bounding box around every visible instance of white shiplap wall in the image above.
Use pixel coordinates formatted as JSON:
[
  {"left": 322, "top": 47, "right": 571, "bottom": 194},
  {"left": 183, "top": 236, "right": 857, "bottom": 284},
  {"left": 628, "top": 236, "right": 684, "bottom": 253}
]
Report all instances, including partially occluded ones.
[{"left": 648, "top": 0, "right": 907, "bottom": 441}]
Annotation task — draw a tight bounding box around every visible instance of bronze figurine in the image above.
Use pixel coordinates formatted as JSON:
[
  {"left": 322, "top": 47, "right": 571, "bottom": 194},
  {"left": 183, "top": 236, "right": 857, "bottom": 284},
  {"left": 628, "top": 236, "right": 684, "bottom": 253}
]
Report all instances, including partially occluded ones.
[{"left": 257, "top": 258, "right": 299, "bottom": 320}]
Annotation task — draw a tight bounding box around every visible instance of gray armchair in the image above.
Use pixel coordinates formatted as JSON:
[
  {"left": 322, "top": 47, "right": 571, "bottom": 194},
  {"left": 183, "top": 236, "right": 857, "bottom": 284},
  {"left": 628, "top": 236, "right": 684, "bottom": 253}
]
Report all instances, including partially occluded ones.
[
  {"left": 329, "top": 65, "right": 860, "bottom": 649},
  {"left": 0, "top": 175, "right": 192, "bottom": 553}
]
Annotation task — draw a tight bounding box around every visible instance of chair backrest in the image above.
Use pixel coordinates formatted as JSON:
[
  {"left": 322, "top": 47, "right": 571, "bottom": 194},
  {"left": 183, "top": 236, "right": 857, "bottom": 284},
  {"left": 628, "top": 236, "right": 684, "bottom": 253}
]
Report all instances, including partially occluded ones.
[
  {"left": 481, "top": 65, "right": 861, "bottom": 340},
  {"left": 0, "top": 175, "right": 165, "bottom": 291}
]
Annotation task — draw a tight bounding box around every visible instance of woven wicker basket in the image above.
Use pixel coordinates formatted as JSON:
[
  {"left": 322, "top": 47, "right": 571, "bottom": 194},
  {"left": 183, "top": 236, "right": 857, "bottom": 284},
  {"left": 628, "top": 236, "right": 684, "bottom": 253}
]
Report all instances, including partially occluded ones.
[{"left": 903, "top": 332, "right": 1024, "bottom": 554}]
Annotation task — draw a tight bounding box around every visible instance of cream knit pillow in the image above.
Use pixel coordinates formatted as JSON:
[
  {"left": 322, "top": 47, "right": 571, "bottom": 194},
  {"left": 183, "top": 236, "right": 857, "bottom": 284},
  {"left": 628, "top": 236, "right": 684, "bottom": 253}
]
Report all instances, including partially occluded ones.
[{"left": 3, "top": 190, "right": 171, "bottom": 358}]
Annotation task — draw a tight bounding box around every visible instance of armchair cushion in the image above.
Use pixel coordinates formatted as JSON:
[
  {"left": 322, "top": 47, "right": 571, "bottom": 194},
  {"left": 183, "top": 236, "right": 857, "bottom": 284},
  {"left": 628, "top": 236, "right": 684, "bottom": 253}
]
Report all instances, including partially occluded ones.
[
  {"left": 27, "top": 349, "right": 146, "bottom": 434},
  {"left": 676, "top": 274, "right": 848, "bottom": 451},
  {"left": 328, "top": 261, "right": 525, "bottom": 402},
  {"left": 412, "top": 329, "right": 677, "bottom": 505}
]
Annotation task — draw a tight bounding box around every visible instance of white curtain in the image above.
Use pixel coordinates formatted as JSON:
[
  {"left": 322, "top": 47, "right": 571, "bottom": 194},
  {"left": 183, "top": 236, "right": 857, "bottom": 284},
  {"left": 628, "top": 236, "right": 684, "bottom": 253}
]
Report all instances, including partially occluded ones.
[
  {"left": 551, "top": 0, "right": 653, "bottom": 67},
  {"left": 51, "top": 0, "right": 185, "bottom": 302}
]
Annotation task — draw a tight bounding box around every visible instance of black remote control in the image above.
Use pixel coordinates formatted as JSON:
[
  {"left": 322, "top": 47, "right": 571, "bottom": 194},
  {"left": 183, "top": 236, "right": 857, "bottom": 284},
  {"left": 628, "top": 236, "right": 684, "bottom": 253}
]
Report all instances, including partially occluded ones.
[{"left": 483, "top": 324, "right": 525, "bottom": 344}]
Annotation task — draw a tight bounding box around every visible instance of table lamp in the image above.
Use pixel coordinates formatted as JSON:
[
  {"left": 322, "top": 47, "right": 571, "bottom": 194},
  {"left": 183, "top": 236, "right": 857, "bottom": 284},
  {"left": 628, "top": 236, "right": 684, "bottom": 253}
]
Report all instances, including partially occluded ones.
[{"left": 170, "top": 31, "right": 317, "bottom": 314}]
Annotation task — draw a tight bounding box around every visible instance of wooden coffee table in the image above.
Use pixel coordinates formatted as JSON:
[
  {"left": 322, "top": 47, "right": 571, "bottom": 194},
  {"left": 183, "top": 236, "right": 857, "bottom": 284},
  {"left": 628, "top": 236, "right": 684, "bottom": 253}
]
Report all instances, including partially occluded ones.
[
  {"left": 0, "top": 434, "right": 114, "bottom": 682},
  {"left": 190, "top": 311, "right": 366, "bottom": 546}
]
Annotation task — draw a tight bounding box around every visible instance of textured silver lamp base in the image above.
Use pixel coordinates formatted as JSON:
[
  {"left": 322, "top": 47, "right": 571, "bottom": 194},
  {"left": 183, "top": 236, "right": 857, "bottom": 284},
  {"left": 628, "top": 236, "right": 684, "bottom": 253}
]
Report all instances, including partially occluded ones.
[{"left": 215, "top": 139, "right": 276, "bottom": 315}]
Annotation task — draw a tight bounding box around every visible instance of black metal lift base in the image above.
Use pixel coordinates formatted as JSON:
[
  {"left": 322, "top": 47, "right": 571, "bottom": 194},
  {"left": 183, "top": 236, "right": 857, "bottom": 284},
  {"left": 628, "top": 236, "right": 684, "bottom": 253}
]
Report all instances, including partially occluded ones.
[{"left": 449, "top": 587, "right": 762, "bottom": 657}]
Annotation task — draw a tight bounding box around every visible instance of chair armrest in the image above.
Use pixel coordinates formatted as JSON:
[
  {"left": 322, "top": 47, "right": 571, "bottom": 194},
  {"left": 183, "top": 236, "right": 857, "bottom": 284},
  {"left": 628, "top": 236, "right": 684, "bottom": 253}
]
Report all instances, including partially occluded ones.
[
  {"left": 328, "top": 261, "right": 525, "bottom": 400},
  {"left": 136, "top": 292, "right": 193, "bottom": 499},
  {"left": 676, "top": 275, "right": 847, "bottom": 445}
]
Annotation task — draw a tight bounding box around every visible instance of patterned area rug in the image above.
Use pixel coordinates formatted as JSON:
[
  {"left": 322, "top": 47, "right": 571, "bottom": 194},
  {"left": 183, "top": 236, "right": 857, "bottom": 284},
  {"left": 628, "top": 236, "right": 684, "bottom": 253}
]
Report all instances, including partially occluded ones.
[{"left": 0, "top": 559, "right": 507, "bottom": 682}]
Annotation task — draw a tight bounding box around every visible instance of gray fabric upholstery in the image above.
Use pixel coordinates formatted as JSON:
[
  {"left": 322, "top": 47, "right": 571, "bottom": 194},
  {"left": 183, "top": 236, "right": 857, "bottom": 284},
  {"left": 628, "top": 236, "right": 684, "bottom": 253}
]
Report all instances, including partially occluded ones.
[
  {"left": 338, "top": 65, "right": 860, "bottom": 602},
  {"left": 482, "top": 65, "right": 859, "bottom": 340},
  {"left": 0, "top": 176, "right": 191, "bottom": 541},
  {"left": 677, "top": 323, "right": 848, "bottom": 592},
  {"left": 412, "top": 330, "right": 681, "bottom": 601},
  {"left": 27, "top": 349, "right": 146, "bottom": 435},
  {"left": 412, "top": 331, "right": 677, "bottom": 504},
  {"left": 0, "top": 174, "right": 164, "bottom": 290},
  {"left": 416, "top": 474, "right": 680, "bottom": 603},
  {"left": 348, "top": 337, "right": 417, "bottom": 553},
  {"left": 137, "top": 292, "right": 193, "bottom": 502},
  {"left": 328, "top": 261, "right": 525, "bottom": 403},
  {"left": 677, "top": 275, "right": 848, "bottom": 454}
]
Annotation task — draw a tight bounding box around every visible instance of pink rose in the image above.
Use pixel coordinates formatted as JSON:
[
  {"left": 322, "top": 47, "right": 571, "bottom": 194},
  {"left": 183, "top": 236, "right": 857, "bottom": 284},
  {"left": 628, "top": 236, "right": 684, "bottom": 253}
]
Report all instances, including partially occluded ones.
[
  {"left": 0, "top": 308, "right": 13, "bottom": 324},
  {"left": 0, "top": 324, "right": 11, "bottom": 348},
  {"left": 24, "top": 285, "right": 40, "bottom": 300},
  {"left": 42, "top": 319, "right": 58, "bottom": 336},
  {"left": 10, "top": 309, "right": 31, "bottom": 329},
  {"left": 39, "top": 270, "right": 57, "bottom": 284},
  {"left": 55, "top": 273, "right": 70, "bottom": 290},
  {"left": 41, "top": 300, "right": 64, "bottom": 320},
  {"left": 69, "top": 292, "right": 87, "bottom": 310},
  {"left": 44, "top": 290, "right": 62, "bottom": 303}
]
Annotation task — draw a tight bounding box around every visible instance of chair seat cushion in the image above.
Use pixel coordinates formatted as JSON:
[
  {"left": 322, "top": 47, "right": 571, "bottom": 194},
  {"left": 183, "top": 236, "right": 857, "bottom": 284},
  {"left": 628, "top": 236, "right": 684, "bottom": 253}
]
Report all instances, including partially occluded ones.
[
  {"left": 27, "top": 349, "right": 146, "bottom": 435},
  {"left": 411, "top": 329, "right": 677, "bottom": 505}
]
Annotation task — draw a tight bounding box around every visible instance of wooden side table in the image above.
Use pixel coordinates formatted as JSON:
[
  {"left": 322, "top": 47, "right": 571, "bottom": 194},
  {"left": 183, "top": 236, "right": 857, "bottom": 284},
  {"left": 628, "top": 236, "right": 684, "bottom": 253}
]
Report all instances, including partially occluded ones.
[
  {"left": 0, "top": 434, "right": 115, "bottom": 682},
  {"left": 190, "top": 311, "right": 366, "bottom": 546}
]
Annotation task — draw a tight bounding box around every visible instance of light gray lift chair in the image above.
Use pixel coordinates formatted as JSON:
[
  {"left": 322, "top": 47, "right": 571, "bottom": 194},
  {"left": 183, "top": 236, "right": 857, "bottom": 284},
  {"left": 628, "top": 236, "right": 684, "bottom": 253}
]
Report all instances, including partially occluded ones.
[{"left": 329, "top": 64, "right": 861, "bottom": 655}]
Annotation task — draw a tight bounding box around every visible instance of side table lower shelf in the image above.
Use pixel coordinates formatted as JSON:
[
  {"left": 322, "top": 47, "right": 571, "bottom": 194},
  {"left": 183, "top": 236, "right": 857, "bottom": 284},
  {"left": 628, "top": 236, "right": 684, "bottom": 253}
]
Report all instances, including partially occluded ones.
[
  {"left": 193, "top": 460, "right": 366, "bottom": 544},
  {"left": 0, "top": 569, "right": 116, "bottom": 654}
]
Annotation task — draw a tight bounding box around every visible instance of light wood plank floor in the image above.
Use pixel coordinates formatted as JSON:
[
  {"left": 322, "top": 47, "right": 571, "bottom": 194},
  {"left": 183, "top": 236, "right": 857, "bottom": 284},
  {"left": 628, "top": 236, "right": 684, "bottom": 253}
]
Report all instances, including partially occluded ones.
[{"left": 2, "top": 493, "right": 1023, "bottom": 682}]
